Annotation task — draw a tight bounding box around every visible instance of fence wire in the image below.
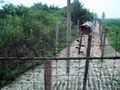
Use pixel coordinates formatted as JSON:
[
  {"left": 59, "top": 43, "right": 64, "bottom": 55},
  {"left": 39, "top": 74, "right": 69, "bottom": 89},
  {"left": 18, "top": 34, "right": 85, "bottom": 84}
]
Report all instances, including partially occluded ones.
[
  {"left": 1, "top": 59, "right": 120, "bottom": 90},
  {"left": 1, "top": 23, "right": 120, "bottom": 90}
]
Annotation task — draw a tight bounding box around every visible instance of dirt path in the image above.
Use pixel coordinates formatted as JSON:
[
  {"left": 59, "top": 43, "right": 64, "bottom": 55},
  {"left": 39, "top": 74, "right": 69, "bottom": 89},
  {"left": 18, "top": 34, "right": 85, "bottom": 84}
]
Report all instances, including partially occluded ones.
[{"left": 1, "top": 22, "right": 120, "bottom": 90}]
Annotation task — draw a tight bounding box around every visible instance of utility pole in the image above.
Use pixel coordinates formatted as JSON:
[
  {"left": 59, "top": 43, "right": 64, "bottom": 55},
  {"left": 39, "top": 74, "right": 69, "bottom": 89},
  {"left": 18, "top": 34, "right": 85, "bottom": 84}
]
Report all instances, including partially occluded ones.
[{"left": 66, "top": 0, "right": 71, "bottom": 74}]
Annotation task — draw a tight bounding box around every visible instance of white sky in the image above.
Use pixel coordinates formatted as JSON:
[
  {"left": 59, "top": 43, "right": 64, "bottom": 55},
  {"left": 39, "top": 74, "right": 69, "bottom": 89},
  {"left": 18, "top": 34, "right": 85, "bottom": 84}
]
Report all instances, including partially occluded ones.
[{"left": 0, "top": 0, "right": 120, "bottom": 18}]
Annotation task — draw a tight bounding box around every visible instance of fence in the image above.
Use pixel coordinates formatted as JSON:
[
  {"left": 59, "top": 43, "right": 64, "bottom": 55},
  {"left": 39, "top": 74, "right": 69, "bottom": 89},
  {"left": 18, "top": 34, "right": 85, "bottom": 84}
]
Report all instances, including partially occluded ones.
[{"left": 1, "top": 22, "right": 120, "bottom": 90}]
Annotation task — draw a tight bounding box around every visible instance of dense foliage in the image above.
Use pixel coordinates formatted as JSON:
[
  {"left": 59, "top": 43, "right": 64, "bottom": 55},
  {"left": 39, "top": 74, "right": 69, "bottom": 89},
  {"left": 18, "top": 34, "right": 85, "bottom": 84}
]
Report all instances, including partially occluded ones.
[
  {"left": 71, "top": 0, "right": 93, "bottom": 24},
  {"left": 0, "top": 2, "right": 93, "bottom": 88},
  {"left": 102, "top": 19, "right": 120, "bottom": 52}
]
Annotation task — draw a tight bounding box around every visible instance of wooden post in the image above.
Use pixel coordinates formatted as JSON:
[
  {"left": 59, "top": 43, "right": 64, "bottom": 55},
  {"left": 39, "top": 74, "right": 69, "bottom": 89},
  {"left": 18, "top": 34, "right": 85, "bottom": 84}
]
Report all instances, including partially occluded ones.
[
  {"left": 66, "top": 0, "right": 71, "bottom": 74},
  {"left": 99, "top": 23, "right": 101, "bottom": 35},
  {"left": 77, "top": 19, "right": 80, "bottom": 38},
  {"left": 44, "top": 60, "right": 52, "bottom": 90},
  {"left": 83, "top": 35, "right": 92, "bottom": 90},
  {"left": 101, "top": 28, "right": 106, "bottom": 61},
  {"left": 100, "top": 25, "right": 103, "bottom": 49},
  {"left": 77, "top": 19, "right": 83, "bottom": 55},
  {"left": 78, "top": 34, "right": 83, "bottom": 55},
  {"left": 55, "top": 23, "right": 59, "bottom": 55},
  {"left": 66, "top": 0, "right": 71, "bottom": 90}
]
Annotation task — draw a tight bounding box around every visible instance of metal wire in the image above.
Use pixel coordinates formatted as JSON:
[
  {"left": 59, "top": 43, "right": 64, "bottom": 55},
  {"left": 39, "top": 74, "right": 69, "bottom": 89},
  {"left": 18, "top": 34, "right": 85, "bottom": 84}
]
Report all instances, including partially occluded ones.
[{"left": 1, "top": 25, "right": 120, "bottom": 90}]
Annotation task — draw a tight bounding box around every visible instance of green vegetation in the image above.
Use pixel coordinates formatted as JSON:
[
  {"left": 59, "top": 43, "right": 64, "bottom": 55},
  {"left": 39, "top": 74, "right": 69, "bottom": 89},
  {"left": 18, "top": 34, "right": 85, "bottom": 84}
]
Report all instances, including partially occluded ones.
[
  {"left": 71, "top": 0, "right": 93, "bottom": 24},
  {"left": 0, "top": 0, "right": 93, "bottom": 88},
  {"left": 102, "top": 19, "right": 120, "bottom": 52}
]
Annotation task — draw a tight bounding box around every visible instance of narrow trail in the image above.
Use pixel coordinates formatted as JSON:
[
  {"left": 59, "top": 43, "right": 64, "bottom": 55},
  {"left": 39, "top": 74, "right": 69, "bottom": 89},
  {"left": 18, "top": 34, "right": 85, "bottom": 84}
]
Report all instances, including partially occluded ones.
[{"left": 1, "top": 22, "right": 120, "bottom": 90}]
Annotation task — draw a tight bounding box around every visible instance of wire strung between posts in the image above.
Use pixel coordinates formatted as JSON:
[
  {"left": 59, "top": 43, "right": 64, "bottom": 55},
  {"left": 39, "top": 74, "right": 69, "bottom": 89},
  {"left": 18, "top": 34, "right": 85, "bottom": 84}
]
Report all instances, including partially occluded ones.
[{"left": 1, "top": 56, "right": 120, "bottom": 60}]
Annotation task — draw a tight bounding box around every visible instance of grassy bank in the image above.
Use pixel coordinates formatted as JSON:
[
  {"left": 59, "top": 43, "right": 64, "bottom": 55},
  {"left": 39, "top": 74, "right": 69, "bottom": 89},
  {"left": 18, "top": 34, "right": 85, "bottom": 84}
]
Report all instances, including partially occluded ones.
[{"left": 102, "top": 19, "right": 120, "bottom": 52}]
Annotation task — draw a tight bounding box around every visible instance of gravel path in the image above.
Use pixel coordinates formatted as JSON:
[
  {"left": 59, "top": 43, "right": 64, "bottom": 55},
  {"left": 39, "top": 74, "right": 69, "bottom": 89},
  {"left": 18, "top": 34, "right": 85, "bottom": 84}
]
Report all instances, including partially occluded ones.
[{"left": 1, "top": 22, "right": 120, "bottom": 90}]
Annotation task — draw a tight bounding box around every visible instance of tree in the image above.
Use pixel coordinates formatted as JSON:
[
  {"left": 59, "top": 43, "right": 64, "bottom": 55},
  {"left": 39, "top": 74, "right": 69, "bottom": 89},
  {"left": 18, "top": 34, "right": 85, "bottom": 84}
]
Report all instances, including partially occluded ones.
[
  {"left": 31, "top": 3, "right": 49, "bottom": 12},
  {"left": 71, "top": 0, "right": 83, "bottom": 24},
  {"left": 71, "top": 0, "right": 93, "bottom": 24},
  {"left": 102, "top": 12, "right": 105, "bottom": 19}
]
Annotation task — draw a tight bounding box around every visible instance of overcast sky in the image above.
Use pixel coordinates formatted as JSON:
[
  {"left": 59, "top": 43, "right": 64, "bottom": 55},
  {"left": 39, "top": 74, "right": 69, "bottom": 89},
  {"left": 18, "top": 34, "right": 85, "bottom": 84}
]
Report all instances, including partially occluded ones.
[{"left": 0, "top": 0, "right": 120, "bottom": 18}]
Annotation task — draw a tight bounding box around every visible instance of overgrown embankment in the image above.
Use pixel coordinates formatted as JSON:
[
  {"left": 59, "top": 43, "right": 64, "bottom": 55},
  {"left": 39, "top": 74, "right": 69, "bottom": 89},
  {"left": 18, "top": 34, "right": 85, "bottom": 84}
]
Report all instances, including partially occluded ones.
[{"left": 102, "top": 19, "right": 120, "bottom": 52}]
